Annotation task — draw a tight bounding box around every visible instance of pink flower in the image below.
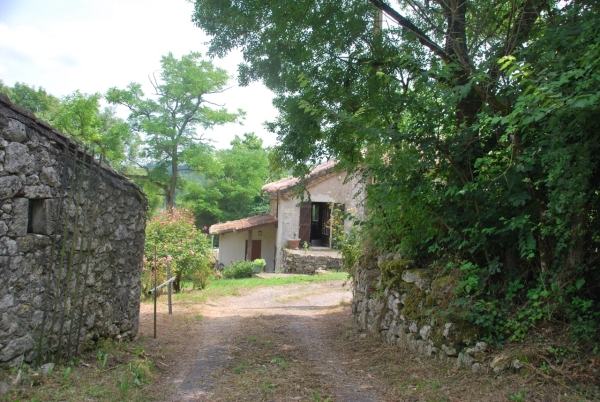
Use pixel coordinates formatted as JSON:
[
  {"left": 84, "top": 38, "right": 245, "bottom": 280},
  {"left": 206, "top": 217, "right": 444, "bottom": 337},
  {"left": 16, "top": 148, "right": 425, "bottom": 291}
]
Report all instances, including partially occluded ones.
[
  {"left": 167, "top": 255, "right": 173, "bottom": 261},
  {"left": 190, "top": 250, "right": 195, "bottom": 255}
]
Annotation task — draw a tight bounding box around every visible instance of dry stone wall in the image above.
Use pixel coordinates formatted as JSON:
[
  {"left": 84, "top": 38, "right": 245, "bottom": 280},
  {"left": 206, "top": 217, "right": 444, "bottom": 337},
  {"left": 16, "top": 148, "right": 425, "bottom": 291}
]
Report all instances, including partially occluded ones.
[
  {"left": 352, "top": 253, "right": 520, "bottom": 374},
  {"left": 0, "top": 94, "right": 147, "bottom": 364}
]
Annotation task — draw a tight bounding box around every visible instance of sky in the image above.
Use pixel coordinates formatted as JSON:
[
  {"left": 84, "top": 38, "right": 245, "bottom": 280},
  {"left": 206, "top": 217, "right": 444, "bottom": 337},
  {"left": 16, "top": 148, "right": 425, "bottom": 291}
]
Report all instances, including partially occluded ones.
[{"left": 0, "top": 0, "right": 280, "bottom": 149}]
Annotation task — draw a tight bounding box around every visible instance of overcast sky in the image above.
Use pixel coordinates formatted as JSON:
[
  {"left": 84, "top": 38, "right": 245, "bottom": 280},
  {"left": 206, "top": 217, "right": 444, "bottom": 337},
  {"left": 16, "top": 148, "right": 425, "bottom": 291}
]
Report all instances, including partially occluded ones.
[{"left": 0, "top": 0, "right": 279, "bottom": 148}]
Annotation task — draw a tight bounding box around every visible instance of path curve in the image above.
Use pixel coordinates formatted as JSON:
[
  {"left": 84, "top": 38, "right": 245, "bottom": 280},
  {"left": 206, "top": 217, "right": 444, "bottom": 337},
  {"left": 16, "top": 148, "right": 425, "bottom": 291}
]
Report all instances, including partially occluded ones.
[{"left": 161, "top": 280, "right": 385, "bottom": 401}]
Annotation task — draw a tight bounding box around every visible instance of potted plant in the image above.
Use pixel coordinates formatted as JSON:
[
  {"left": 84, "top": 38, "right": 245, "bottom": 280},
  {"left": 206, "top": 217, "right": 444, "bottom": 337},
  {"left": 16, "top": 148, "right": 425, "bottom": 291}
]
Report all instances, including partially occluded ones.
[
  {"left": 252, "top": 258, "right": 267, "bottom": 273},
  {"left": 288, "top": 239, "right": 301, "bottom": 249}
]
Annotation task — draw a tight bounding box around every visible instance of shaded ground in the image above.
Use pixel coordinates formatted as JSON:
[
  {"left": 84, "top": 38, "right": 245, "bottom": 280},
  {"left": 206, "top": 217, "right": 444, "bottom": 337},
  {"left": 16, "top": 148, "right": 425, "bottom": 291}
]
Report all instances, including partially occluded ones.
[{"left": 138, "top": 280, "right": 597, "bottom": 402}]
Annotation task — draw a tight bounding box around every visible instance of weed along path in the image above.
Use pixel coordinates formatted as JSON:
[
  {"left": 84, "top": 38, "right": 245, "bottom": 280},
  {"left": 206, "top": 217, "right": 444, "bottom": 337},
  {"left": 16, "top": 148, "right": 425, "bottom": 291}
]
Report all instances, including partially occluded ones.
[
  {"left": 138, "top": 277, "right": 387, "bottom": 401},
  {"left": 138, "top": 276, "right": 586, "bottom": 402}
]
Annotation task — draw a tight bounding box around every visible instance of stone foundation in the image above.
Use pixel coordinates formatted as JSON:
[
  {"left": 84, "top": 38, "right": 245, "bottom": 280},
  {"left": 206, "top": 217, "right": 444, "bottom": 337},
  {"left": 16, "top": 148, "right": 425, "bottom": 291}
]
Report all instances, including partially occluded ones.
[{"left": 281, "top": 248, "right": 342, "bottom": 274}]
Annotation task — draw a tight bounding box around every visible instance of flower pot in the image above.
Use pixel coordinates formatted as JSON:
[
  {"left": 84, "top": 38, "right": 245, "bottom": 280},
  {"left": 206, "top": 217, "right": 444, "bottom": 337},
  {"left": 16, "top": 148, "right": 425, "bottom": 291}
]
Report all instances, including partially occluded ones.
[{"left": 288, "top": 239, "right": 301, "bottom": 249}]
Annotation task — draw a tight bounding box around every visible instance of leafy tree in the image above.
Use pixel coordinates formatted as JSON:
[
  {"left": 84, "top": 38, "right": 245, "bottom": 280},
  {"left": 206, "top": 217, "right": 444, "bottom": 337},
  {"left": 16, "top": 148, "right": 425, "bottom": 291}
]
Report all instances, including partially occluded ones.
[
  {"left": 192, "top": 0, "right": 600, "bottom": 342},
  {"left": 143, "top": 208, "right": 213, "bottom": 294},
  {"left": 52, "top": 91, "right": 138, "bottom": 168},
  {"left": 0, "top": 81, "right": 60, "bottom": 120},
  {"left": 106, "top": 52, "right": 242, "bottom": 210},
  {"left": 1, "top": 82, "right": 136, "bottom": 169},
  {"left": 181, "top": 132, "right": 279, "bottom": 229}
]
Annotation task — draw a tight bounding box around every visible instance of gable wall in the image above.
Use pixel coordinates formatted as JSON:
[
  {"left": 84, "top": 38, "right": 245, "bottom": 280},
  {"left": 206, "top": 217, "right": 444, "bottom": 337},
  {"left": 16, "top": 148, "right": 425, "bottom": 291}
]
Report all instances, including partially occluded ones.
[
  {"left": 274, "top": 172, "right": 363, "bottom": 270},
  {"left": 0, "top": 96, "right": 147, "bottom": 364}
]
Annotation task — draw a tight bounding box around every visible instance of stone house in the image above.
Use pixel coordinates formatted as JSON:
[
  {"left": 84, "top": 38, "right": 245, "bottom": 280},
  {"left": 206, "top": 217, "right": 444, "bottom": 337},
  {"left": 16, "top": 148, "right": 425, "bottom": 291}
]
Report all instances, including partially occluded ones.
[
  {"left": 0, "top": 94, "right": 147, "bottom": 364},
  {"left": 209, "top": 160, "right": 363, "bottom": 272}
]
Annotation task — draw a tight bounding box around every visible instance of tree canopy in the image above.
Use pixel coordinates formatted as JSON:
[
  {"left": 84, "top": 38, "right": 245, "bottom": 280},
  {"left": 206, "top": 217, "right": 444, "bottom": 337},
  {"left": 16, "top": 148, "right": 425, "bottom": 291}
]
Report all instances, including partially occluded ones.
[
  {"left": 192, "top": 0, "right": 600, "bottom": 343},
  {"left": 0, "top": 82, "right": 136, "bottom": 168},
  {"left": 181, "top": 132, "right": 282, "bottom": 229},
  {"left": 106, "top": 52, "right": 243, "bottom": 209}
]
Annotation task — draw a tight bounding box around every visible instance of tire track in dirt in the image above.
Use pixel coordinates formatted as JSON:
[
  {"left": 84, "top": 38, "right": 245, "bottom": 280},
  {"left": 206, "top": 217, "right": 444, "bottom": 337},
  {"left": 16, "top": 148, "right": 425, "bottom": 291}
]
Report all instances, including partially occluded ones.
[{"left": 163, "top": 280, "right": 385, "bottom": 401}]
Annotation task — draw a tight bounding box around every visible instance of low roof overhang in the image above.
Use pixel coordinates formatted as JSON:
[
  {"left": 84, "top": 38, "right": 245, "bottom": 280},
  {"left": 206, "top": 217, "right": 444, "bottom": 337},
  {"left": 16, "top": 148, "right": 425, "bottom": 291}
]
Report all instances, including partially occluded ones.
[{"left": 208, "top": 213, "right": 278, "bottom": 235}]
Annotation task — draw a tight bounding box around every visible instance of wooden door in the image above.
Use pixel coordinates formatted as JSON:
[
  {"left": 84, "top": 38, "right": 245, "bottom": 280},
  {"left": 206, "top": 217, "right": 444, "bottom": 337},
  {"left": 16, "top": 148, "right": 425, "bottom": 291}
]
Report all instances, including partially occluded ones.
[
  {"left": 245, "top": 240, "right": 261, "bottom": 260},
  {"left": 299, "top": 203, "right": 311, "bottom": 245}
]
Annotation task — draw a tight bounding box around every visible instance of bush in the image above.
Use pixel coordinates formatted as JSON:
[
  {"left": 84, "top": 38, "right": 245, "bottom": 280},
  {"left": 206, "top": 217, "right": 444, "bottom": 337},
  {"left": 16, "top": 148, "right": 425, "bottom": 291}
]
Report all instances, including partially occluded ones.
[
  {"left": 143, "top": 208, "right": 213, "bottom": 296},
  {"left": 223, "top": 261, "right": 254, "bottom": 279}
]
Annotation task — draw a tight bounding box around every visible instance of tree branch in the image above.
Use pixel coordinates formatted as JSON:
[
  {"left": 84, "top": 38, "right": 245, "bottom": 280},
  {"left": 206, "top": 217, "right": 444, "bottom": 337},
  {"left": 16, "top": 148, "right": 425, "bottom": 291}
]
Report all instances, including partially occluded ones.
[{"left": 368, "top": 0, "right": 454, "bottom": 64}]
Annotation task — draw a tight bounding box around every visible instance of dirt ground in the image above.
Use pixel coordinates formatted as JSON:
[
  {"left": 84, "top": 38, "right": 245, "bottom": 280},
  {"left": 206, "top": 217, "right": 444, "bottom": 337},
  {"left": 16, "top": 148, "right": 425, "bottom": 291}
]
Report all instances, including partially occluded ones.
[{"left": 137, "top": 280, "right": 597, "bottom": 402}]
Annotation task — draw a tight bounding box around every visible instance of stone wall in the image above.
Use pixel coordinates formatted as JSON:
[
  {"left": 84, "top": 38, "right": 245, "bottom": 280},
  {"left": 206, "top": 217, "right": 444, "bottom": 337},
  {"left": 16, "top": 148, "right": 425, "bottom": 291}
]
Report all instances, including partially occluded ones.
[
  {"left": 352, "top": 253, "right": 511, "bottom": 373},
  {"left": 0, "top": 94, "right": 147, "bottom": 364},
  {"left": 281, "top": 248, "right": 342, "bottom": 274}
]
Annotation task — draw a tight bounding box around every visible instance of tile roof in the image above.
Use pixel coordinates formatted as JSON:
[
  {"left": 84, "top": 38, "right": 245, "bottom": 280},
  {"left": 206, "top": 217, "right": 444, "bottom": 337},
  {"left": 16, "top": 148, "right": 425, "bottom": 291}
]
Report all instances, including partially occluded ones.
[
  {"left": 262, "top": 159, "right": 337, "bottom": 195},
  {"left": 209, "top": 213, "right": 278, "bottom": 235}
]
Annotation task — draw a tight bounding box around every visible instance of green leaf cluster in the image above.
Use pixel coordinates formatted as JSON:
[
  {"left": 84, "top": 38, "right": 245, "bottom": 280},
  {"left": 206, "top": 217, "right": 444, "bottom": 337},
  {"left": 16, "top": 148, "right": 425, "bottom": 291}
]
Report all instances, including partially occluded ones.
[
  {"left": 0, "top": 82, "right": 138, "bottom": 169},
  {"left": 143, "top": 207, "right": 213, "bottom": 294},
  {"left": 106, "top": 52, "right": 242, "bottom": 209},
  {"left": 192, "top": 0, "right": 600, "bottom": 344}
]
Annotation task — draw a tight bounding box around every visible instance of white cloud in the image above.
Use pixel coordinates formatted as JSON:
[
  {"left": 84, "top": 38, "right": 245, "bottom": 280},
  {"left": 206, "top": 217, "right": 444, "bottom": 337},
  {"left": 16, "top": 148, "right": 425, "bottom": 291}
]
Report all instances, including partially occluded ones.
[{"left": 0, "top": 0, "right": 279, "bottom": 148}]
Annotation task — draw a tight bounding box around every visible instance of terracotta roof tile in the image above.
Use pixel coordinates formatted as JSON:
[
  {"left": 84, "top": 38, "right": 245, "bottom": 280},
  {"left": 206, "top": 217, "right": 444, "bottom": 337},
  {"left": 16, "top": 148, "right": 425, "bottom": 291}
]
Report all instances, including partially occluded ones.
[
  {"left": 209, "top": 213, "right": 278, "bottom": 235},
  {"left": 262, "top": 159, "right": 337, "bottom": 195}
]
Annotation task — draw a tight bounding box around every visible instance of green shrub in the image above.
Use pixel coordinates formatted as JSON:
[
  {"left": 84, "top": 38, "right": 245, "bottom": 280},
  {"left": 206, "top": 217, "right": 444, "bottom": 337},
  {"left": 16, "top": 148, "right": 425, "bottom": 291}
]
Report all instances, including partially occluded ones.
[
  {"left": 223, "top": 261, "right": 254, "bottom": 279},
  {"left": 143, "top": 208, "right": 213, "bottom": 296}
]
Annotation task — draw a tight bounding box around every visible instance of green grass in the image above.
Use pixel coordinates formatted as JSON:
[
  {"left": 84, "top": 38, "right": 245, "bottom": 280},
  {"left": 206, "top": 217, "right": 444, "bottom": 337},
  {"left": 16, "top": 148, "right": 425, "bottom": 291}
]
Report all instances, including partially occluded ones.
[{"left": 150, "top": 271, "right": 349, "bottom": 304}]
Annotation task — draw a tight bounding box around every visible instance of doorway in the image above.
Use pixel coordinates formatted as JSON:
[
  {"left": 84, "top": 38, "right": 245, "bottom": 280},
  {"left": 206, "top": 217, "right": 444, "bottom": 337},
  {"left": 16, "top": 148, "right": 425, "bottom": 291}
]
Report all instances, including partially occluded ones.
[
  {"left": 299, "top": 202, "right": 344, "bottom": 248},
  {"left": 245, "top": 240, "right": 261, "bottom": 261}
]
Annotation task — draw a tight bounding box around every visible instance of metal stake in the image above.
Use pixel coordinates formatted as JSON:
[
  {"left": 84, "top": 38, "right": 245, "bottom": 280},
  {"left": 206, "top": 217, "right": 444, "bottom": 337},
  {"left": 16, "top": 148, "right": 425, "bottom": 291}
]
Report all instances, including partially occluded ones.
[
  {"left": 56, "top": 146, "right": 86, "bottom": 360},
  {"left": 66, "top": 149, "right": 94, "bottom": 358},
  {"left": 167, "top": 261, "right": 172, "bottom": 315},
  {"left": 74, "top": 154, "right": 101, "bottom": 356},
  {"left": 36, "top": 144, "right": 69, "bottom": 366},
  {"left": 154, "top": 246, "right": 157, "bottom": 339}
]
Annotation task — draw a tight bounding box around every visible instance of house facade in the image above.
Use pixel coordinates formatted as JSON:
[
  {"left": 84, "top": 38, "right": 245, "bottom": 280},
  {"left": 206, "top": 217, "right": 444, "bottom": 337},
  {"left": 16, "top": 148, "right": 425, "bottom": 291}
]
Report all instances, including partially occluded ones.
[{"left": 210, "top": 160, "right": 363, "bottom": 272}]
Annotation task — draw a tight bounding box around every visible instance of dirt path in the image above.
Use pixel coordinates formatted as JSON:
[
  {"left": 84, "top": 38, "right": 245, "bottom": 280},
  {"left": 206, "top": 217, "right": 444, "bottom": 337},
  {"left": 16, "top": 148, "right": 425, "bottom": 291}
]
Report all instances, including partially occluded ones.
[
  {"left": 138, "top": 280, "right": 590, "bottom": 402},
  {"left": 140, "top": 280, "right": 386, "bottom": 401}
]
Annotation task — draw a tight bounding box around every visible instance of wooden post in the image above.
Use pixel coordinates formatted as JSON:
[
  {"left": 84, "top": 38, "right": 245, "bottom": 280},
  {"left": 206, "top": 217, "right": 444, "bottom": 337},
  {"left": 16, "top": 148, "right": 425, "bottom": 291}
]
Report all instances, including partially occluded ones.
[
  {"left": 246, "top": 229, "right": 253, "bottom": 261},
  {"left": 153, "top": 246, "right": 157, "bottom": 339},
  {"left": 167, "top": 261, "right": 172, "bottom": 315}
]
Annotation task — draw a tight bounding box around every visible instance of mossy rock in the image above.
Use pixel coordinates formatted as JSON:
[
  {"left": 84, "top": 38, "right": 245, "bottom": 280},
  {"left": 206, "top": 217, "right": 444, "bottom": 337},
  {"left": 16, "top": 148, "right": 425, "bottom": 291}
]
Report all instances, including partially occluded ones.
[
  {"left": 401, "top": 269, "right": 431, "bottom": 290},
  {"left": 381, "top": 259, "right": 415, "bottom": 281},
  {"left": 400, "top": 286, "right": 426, "bottom": 321},
  {"left": 431, "top": 275, "right": 458, "bottom": 294},
  {"left": 427, "top": 275, "right": 459, "bottom": 308},
  {"left": 387, "top": 278, "right": 415, "bottom": 293}
]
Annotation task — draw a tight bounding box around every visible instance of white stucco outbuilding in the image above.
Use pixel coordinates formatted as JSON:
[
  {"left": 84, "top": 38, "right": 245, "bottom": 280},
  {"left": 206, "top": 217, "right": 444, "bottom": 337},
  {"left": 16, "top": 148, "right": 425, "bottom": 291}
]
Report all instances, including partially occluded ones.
[{"left": 209, "top": 160, "right": 364, "bottom": 272}]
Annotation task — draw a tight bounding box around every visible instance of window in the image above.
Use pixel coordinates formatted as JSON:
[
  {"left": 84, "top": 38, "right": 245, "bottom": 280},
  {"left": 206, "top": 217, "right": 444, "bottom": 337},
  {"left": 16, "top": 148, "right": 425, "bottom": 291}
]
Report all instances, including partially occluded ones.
[{"left": 27, "top": 199, "right": 50, "bottom": 235}]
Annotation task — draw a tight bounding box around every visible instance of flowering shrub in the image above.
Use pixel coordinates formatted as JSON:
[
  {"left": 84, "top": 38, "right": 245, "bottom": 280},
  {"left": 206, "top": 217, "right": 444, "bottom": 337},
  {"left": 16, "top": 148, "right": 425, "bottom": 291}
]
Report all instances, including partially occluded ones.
[{"left": 143, "top": 208, "right": 212, "bottom": 296}]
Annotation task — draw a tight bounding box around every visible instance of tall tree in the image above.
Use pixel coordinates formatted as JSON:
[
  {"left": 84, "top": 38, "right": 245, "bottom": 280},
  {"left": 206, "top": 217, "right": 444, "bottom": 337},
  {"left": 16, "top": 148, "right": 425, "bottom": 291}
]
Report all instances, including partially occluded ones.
[
  {"left": 106, "top": 52, "right": 242, "bottom": 209},
  {"left": 52, "top": 91, "right": 138, "bottom": 168},
  {"left": 0, "top": 81, "right": 60, "bottom": 120},
  {"left": 182, "top": 132, "right": 280, "bottom": 228},
  {"left": 1, "top": 83, "right": 136, "bottom": 169},
  {"left": 192, "top": 1, "right": 600, "bottom": 341}
]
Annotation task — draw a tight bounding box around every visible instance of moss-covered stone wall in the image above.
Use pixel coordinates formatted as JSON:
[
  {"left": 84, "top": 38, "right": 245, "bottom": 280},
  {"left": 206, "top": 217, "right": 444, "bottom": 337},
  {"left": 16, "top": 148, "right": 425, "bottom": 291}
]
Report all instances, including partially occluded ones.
[{"left": 352, "top": 253, "right": 492, "bottom": 372}]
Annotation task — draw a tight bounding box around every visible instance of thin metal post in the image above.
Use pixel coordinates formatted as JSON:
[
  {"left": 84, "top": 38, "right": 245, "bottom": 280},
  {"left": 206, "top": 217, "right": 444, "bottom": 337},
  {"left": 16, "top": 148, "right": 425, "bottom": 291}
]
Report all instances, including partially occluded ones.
[
  {"left": 74, "top": 153, "right": 101, "bottom": 356},
  {"left": 167, "top": 261, "right": 172, "bottom": 315},
  {"left": 153, "top": 246, "right": 157, "bottom": 339},
  {"left": 36, "top": 144, "right": 69, "bottom": 366},
  {"left": 49, "top": 144, "right": 79, "bottom": 362}
]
